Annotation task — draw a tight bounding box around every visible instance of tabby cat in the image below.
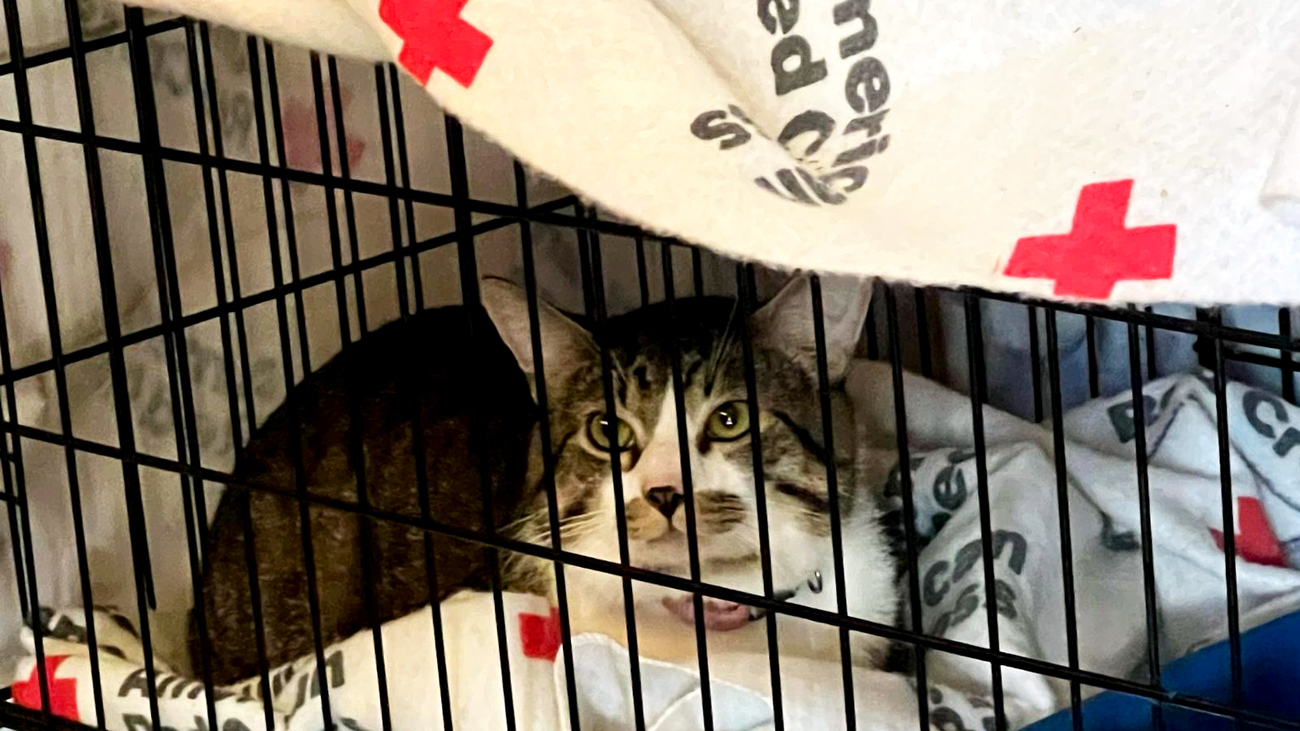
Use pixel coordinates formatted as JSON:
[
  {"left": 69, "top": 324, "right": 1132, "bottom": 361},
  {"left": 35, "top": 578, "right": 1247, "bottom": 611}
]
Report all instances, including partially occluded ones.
[{"left": 195, "top": 275, "right": 895, "bottom": 684}]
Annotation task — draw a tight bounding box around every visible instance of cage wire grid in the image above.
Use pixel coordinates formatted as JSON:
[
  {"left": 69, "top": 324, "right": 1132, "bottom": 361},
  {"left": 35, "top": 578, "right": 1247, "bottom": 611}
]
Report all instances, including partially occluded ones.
[{"left": 0, "top": 5, "right": 1299, "bottom": 731}]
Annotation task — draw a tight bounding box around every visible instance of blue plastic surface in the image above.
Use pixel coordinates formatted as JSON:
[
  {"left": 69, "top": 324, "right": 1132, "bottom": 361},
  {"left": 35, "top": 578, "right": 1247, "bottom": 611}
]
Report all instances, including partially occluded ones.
[{"left": 1022, "top": 610, "right": 1300, "bottom": 731}]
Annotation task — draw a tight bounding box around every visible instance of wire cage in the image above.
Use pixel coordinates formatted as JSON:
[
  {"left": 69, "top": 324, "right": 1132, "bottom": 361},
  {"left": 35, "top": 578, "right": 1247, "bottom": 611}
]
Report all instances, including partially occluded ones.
[{"left": 3, "top": 4, "right": 1300, "bottom": 731}]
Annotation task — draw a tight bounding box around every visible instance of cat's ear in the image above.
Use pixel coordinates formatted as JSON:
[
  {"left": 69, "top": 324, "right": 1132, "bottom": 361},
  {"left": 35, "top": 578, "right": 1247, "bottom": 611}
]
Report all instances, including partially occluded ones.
[
  {"left": 749, "top": 273, "right": 872, "bottom": 384},
  {"left": 480, "top": 277, "right": 597, "bottom": 400}
]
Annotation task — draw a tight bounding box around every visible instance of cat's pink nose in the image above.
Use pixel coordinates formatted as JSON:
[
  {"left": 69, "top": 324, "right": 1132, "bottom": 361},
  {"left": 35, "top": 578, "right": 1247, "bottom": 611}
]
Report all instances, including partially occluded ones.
[{"left": 644, "top": 484, "right": 684, "bottom": 519}]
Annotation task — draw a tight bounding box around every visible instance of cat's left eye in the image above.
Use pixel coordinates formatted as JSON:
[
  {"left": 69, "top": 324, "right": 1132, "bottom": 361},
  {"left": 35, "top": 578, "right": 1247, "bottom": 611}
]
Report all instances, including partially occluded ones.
[
  {"left": 706, "top": 401, "right": 751, "bottom": 441},
  {"left": 588, "top": 413, "right": 635, "bottom": 451}
]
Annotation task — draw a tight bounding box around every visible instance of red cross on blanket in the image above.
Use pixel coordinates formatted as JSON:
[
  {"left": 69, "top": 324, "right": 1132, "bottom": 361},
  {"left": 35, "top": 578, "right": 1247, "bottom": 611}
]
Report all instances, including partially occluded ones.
[
  {"left": 1211, "top": 496, "right": 1288, "bottom": 568},
  {"left": 1004, "top": 180, "right": 1177, "bottom": 299},
  {"left": 379, "top": 0, "right": 494, "bottom": 88},
  {"left": 12, "top": 655, "right": 79, "bottom": 722},
  {"left": 518, "top": 607, "right": 562, "bottom": 661}
]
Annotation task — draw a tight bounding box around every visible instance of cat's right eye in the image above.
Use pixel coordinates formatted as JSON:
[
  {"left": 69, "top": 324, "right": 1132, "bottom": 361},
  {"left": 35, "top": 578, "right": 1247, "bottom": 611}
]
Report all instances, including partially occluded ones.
[
  {"left": 587, "top": 413, "right": 635, "bottom": 451},
  {"left": 705, "top": 401, "right": 751, "bottom": 441}
]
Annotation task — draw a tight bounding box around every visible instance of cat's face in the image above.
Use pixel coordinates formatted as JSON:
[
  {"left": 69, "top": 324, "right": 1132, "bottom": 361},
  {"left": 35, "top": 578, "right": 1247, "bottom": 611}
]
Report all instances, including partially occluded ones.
[{"left": 482, "top": 275, "right": 879, "bottom": 634}]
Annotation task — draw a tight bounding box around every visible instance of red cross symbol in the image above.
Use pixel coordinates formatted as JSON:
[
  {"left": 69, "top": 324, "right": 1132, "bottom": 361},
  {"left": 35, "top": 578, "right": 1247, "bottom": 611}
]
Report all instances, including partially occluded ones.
[
  {"left": 1004, "top": 180, "right": 1176, "bottom": 299},
  {"left": 519, "top": 607, "right": 561, "bottom": 661},
  {"left": 1210, "top": 497, "right": 1287, "bottom": 568},
  {"left": 379, "top": 0, "right": 494, "bottom": 88},
  {"left": 12, "top": 655, "right": 80, "bottom": 722}
]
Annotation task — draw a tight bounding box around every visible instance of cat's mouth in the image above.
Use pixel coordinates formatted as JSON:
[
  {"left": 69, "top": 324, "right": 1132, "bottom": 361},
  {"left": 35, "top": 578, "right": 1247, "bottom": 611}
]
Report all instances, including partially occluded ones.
[
  {"left": 661, "top": 587, "right": 798, "bottom": 632},
  {"left": 661, "top": 595, "right": 752, "bottom": 631}
]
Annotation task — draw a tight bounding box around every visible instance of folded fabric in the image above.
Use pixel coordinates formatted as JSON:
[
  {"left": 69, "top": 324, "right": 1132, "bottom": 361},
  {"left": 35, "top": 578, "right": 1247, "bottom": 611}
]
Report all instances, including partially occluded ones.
[
  {"left": 116, "top": 0, "right": 1300, "bottom": 304},
  {"left": 847, "top": 364, "right": 1300, "bottom": 727}
]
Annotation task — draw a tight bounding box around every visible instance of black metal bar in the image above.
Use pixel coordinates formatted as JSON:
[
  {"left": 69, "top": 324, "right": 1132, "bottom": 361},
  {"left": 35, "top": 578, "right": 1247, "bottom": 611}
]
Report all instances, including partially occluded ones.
[
  {"left": 1044, "top": 310, "right": 1083, "bottom": 731},
  {"left": 962, "top": 294, "right": 1007, "bottom": 731},
  {"left": 635, "top": 236, "right": 651, "bottom": 308},
  {"left": 1211, "top": 338, "right": 1244, "bottom": 714},
  {"left": 198, "top": 29, "right": 275, "bottom": 728},
  {"left": 248, "top": 39, "right": 334, "bottom": 730},
  {"left": 514, "top": 162, "right": 582, "bottom": 731},
  {"left": 327, "top": 56, "right": 368, "bottom": 336},
  {"left": 883, "top": 287, "right": 930, "bottom": 731},
  {"left": 1197, "top": 309, "right": 1218, "bottom": 371},
  {"left": 375, "top": 64, "right": 456, "bottom": 731},
  {"left": 692, "top": 246, "right": 705, "bottom": 297},
  {"left": 864, "top": 283, "right": 880, "bottom": 361},
  {"left": 387, "top": 66, "right": 426, "bottom": 314},
  {"left": 809, "top": 275, "right": 857, "bottom": 728},
  {"left": 154, "top": 18, "right": 250, "bottom": 731},
  {"left": 933, "top": 287, "right": 1300, "bottom": 357},
  {"left": 659, "top": 241, "right": 716, "bottom": 730},
  {"left": 0, "top": 0, "right": 60, "bottom": 718},
  {"left": 1281, "top": 309, "right": 1295, "bottom": 405},
  {"left": 1126, "top": 316, "right": 1164, "bottom": 731},
  {"left": 444, "top": 115, "right": 518, "bottom": 731},
  {"left": 316, "top": 52, "right": 394, "bottom": 731},
  {"left": 237, "top": 496, "right": 276, "bottom": 731},
  {"left": 1028, "top": 306, "right": 1044, "bottom": 423},
  {"left": 182, "top": 21, "right": 245, "bottom": 730},
  {"left": 123, "top": 11, "right": 197, "bottom": 728},
  {"left": 581, "top": 221, "right": 649, "bottom": 731},
  {"left": 1085, "top": 316, "right": 1100, "bottom": 398},
  {"left": 132, "top": 21, "right": 230, "bottom": 731},
  {"left": 2, "top": 433, "right": 28, "bottom": 635},
  {"left": 39, "top": 4, "right": 118, "bottom": 726},
  {"left": 737, "top": 264, "right": 785, "bottom": 731},
  {"left": 1205, "top": 343, "right": 1300, "bottom": 372},
  {"left": 576, "top": 213, "right": 596, "bottom": 318},
  {"left": 914, "top": 288, "right": 933, "bottom": 379},
  {"left": 1144, "top": 307, "right": 1158, "bottom": 382},
  {"left": 265, "top": 45, "right": 313, "bottom": 378},
  {"left": 198, "top": 22, "right": 259, "bottom": 440},
  {"left": 125, "top": 7, "right": 191, "bottom": 618}
]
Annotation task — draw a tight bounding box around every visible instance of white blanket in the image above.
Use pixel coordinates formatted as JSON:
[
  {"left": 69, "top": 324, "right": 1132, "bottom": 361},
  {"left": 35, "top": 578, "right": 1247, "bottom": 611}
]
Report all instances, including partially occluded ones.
[
  {"left": 12, "top": 366, "right": 1300, "bottom": 730},
  {"left": 8, "top": 597, "right": 933, "bottom": 731},
  {"left": 93, "top": 0, "right": 1300, "bottom": 304}
]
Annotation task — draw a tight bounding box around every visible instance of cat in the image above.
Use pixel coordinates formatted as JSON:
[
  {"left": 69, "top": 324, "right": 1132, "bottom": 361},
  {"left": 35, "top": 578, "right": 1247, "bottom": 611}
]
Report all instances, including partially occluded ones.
[
  {"left": 195, "top": 274, "right": 896, "bottom": 684},
  {"left": 482, "top": 274, "right": 897, "bottom": 669}
]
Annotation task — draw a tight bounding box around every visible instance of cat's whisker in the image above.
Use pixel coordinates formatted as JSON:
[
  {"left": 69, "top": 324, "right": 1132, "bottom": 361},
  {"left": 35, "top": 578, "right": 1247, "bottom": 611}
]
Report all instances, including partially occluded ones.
[
  {"left": 559, "top": 507, "right": 612, "bottom": 526},
  {"left": 556, "top": 510, "right": 615, "bottom": 540},
  {"left": 510, "top": 504, "right": 617, "bottom": 545},
  {"left": 501, "top": 512, "right": 542, "bottom": 536},
  {"left": 718, "top": 529, "right": 762, "bottom": 553},
  {"left": 703, "top": 296, "right": 743, "bottom": 391}
]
